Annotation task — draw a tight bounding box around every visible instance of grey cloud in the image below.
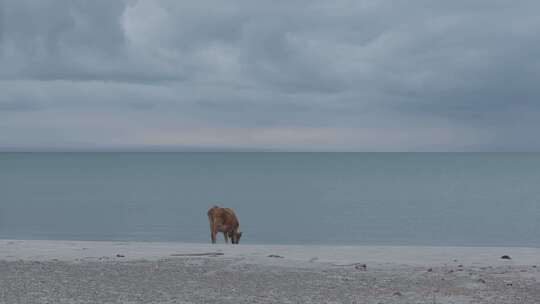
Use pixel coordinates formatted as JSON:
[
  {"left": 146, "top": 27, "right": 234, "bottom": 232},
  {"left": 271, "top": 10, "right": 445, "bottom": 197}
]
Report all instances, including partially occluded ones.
[
  {"left": 0, "top": 0, "right": 539, "bottom": 150},
  {"left": 1, "top": 0, "right": 126, "bottom": 81},
  {"left": 0, "top": 99, "right": 40, "bottom": 112}
]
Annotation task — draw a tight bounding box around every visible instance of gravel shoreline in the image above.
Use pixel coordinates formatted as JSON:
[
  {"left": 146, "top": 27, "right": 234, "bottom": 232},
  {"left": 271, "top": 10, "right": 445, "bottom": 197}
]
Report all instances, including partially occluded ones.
[
  {"left": 1, "top": 258, "right": 539, "bottom": 303},
  {"left": 1, "top": 240, "right": 539, "bottom": 303}
]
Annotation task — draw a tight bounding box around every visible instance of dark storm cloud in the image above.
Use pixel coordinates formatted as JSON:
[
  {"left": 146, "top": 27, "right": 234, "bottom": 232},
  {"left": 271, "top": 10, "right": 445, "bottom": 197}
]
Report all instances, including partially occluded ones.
[
  {"left": 0, "top": 0, "right": 539, "bottom": 150},
  {"left": 1, "top": 1, "right": 124, "bottom": 78}
]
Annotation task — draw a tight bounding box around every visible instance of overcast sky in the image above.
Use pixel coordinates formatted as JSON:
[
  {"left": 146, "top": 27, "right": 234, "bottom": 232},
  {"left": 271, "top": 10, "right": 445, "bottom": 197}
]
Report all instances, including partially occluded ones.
[{"left": 1, "top": 0, "right": 539, "bottom": 151}]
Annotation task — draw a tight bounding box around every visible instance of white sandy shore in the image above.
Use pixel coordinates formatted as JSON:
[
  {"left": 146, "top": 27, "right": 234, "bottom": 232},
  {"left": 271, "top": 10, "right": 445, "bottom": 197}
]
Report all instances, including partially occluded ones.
[
  {"left": 1, "top": 239, "right": 539, "bottom": 267},
  {"left": 2, "top": 240, "right": 540, "bottom": 303}
]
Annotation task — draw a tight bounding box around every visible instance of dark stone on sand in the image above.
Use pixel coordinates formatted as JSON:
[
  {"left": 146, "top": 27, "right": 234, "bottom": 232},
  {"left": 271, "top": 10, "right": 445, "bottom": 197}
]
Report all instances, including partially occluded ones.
[
  {"left": 354, "top": 264, "right": 367, "bottom": 270},
  {"left": 116, "top": 254, "right": 125, "bottom": 258},
  {"left": 393, "top": 291, "right": 402, "bottom": 296},
  {"left": 477, "top": 278, "right": 486, "bottom": 284},
  {"left": 171, "top": 252, "right": 224, "bottom": 257},
  {"left": 427, "top": 268, "right": 433, "bottom": 272},
  {"left": 501, "top": 255, "right": 511, "bottom": 260},
  {"left": 267, "top": 254, "right": 284, "bottom": 258}
]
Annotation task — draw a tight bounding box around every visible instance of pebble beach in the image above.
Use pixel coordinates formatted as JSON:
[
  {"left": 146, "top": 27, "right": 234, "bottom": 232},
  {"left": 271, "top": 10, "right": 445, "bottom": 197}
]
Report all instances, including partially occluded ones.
[{"left": 1, "top": 240, "right": 539, "bottom": 303}]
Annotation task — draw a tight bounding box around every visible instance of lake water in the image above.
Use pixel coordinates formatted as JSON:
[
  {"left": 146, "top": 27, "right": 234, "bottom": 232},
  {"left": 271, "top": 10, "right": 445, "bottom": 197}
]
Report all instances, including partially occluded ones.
[{"left": 0, "top": 153, "right": 539, "bottom": 247}]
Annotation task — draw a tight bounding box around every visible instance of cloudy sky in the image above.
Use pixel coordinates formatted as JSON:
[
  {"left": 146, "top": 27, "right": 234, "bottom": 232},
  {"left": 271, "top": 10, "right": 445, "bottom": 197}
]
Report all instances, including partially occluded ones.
[{"left": 0, "top": 0, "right": 539, "bottom": 151}]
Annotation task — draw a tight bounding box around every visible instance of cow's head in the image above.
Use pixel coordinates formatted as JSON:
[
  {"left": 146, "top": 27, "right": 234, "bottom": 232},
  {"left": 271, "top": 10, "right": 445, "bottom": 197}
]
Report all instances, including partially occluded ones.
[{"left": 230, "top": 231, "right": 242, "bottom": 244}]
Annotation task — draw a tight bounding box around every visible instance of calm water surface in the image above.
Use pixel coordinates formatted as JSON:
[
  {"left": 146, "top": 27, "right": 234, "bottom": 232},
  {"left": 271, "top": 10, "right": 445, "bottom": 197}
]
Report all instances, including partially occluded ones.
[{"left": 1, "top": 153, "right": 539, "bottom": 247}]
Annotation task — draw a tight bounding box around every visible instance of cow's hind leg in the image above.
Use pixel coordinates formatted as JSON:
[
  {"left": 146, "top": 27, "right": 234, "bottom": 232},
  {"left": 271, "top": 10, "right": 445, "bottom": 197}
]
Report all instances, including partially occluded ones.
[
  {"left": 211, "top": 226, "right": 217, "bottom": 244},
  {"left": 209, "top": 217, "right": 217, "bottom": 244}
]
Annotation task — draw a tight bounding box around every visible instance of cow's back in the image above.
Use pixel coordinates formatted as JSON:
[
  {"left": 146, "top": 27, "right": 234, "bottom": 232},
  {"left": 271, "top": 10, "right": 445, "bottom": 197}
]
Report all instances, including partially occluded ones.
[{"left": 208, "top": 207, "right": 239, "bottom": 230}]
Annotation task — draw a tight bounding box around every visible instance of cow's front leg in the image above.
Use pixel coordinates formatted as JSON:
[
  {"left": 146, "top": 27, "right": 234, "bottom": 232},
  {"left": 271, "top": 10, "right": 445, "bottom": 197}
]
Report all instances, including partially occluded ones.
[{"left": 223, "top": 232, "right": 229, "bottom": 243}]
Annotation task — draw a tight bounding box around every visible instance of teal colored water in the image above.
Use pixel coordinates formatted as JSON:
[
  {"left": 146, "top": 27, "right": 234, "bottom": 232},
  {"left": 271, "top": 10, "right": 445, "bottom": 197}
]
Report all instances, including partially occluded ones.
[{"left": 0, "top": 153, "right": 539, "bottom": 246}]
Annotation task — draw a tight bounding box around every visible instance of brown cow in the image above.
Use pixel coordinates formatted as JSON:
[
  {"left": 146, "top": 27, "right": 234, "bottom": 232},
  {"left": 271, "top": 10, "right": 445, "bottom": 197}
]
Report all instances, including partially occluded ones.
[{"left": 207, "top": 206, "right": 243, "bottom": 244}]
